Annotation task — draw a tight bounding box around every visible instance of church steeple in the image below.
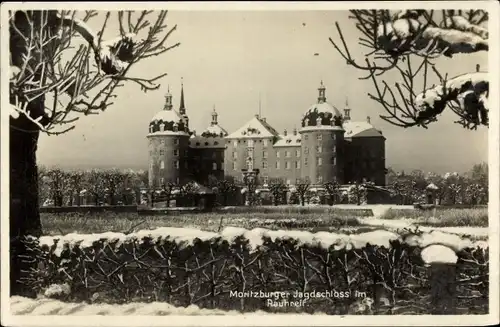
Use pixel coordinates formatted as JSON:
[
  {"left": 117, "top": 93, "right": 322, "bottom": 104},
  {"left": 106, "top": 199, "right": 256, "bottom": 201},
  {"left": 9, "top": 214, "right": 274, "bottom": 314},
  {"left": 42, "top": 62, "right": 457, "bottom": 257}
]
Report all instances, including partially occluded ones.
[
  {"left": 163, "top": 85, "right": 173, "bottom": 111},
  {"left": 317, "top": 80, "right": 326, "bottom": 104},
  {"left": 179, "top": 78, "right": 186, "bottom": 115},
  {"left": 211, "top": 105, "right": 218, "bottom": 126}
]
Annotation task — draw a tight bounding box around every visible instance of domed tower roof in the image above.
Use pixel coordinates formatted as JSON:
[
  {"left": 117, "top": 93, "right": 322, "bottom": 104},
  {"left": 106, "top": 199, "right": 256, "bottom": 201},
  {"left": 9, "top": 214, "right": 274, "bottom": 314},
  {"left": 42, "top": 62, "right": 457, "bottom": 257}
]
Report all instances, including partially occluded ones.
[
  {"left": 203, "top": 105, "right": 228, "bottom": 137},
  {"left": 148, "top": 85, "right": 189, "bottom": 136},
  {"left": 301, "top": 81, "right": 344, "bottom": 131}
]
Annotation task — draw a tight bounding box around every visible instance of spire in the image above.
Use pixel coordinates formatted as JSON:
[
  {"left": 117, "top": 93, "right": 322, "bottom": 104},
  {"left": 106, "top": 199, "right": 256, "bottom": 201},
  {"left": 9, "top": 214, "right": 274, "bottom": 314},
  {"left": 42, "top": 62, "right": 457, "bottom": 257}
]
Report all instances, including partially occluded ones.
[
  {"left": 317, "top": 80, "right": 326, "bottom": 103},
  {"left": 179, "top": 77, "right": 186, "bottom": 115},
  {"left": 211, "top": 105, "right": 218, "bottom": 126},
  {"left": 343, "top": 97, "right": 351, "bottom": 122},
  {"left": 163, "top": 85, "right": 173, "bottom": 111}
]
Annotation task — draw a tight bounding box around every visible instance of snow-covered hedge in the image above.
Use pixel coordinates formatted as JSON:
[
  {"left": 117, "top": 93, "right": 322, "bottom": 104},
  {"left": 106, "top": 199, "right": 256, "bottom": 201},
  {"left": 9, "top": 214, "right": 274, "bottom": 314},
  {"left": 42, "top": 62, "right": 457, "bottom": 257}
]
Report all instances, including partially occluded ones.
[{"left": 14, "top": 227, "right": 489, "bottom": 315}]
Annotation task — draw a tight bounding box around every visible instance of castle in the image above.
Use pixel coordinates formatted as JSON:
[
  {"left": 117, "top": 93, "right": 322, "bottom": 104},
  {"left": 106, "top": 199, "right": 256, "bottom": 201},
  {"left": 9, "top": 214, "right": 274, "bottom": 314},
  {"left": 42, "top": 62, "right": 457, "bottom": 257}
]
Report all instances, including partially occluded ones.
[{"left": 147, "top": 80, "right": 386, "bottom": 189}]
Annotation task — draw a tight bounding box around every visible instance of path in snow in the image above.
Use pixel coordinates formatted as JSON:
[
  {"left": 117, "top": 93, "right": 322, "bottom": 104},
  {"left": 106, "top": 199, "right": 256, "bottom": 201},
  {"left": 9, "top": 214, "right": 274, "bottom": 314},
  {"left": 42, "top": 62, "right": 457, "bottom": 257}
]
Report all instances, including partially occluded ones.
[
  {"left": 8, "top": 296, "right": 309, "bottom": 316},
  {"left": 355, "top": 204, "right": 488, "bottom": 238}
]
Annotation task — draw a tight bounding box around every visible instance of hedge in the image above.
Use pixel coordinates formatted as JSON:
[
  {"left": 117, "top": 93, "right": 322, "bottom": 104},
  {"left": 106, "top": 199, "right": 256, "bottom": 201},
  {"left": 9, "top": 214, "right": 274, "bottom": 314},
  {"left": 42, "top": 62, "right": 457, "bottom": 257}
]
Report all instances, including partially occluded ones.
[{"left": 13, "top": 227, "right": 488, "bottom": 315}]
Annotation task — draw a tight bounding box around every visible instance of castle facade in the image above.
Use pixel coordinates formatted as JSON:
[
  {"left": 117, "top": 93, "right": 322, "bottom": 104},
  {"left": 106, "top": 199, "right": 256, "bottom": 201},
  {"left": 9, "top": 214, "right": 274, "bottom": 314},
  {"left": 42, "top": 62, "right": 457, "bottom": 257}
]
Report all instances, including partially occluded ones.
[{"left": 147, "top": 81, "right": 386, "bottom": 188}]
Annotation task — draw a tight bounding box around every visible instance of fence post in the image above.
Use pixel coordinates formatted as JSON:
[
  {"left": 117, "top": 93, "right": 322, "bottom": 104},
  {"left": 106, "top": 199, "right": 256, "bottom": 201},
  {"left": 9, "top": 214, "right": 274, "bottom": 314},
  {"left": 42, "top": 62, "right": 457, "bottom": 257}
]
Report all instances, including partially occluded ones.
[{"left": 421, "top": 244, "right": 458, "bottom": 314}]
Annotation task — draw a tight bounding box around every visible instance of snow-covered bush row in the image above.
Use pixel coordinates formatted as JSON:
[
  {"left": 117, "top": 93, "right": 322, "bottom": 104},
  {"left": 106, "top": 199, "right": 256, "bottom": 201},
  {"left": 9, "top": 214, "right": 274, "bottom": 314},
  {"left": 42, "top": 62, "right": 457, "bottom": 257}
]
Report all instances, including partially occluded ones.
[
  {"left": 38, "top": 226, "right": 487, "bottom": 257},
  {"left": 13, "top": 226, "right": 488, "bottom": 315}
]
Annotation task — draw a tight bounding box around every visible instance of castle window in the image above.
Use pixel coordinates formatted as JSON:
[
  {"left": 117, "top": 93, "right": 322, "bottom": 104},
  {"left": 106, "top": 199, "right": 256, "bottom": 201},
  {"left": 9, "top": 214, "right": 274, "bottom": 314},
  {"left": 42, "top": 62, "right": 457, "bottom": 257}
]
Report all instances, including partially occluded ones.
[
  {"left": 296, "top": 150, "right": 301, "bottom": 158},
  {"left": 305, "top": 135, "right": 309, "bottom": 140},
  {"left": 333, "top": 145, "right": 337, "bottom": 153},
  {"left": 285, "top": 161, "right": 291, "bottom": 169},
  {"left": 316, "top": 146, "right": 322, "bottom": 153},
  {"left": 331, "top": 156, "right": 336, "bottom": 165},
  {"left": 263, "top": 139, "right": 268, "bottom": 147},
  {"left": 317, "top": 134, "right": 322, "bottom": 141},
  {"left": 212, "top": 152, "right": 217, "bottom": 159},
  {"left": 262, "top": 161, "right": 268, "bottom": 169},
  {"left": 173, "top": 149, "right": 178, "bottom": 156},
  {"left": 305, "top": 158, "right": 308, "bottom": 166},
  {"left": 205, "top": 142, "right": 209, "bottom": 146},
  {"left": 160, "top": 160, "right": 165, "bottom": 169},
  {"left": 174, "top": 160, "right": 179, "bottom": 169},
  {"left": 196, "top": 142, "right": 200, "bottom": 146},
  {"left": 332, "top": 134, "right": 336, "bottom": 140},
  {"left": 212, "top": 162, "right": 217, "bottom": 170},
  {"left": 285, "top": 151, "right": 291, "bottom": 158},
  {"left": 232, "top": 162, "right": 237, "bottom": 170},
  {"left": 176, "top": 177, "right": 180, "bottom": 184},
  {"left": 263, "top": 150, "right": 268, "bottom": 159},
  {"left": 160, "top": 178, "right": 164, "bottom": 185},
  {"left": 296, "top": 178, "right": 301, "bottom": 184},
  {"left": 263, "top": 176, "right": 269, "bottom": 185},
  {"left": 174, "top": 138, "right": 179, "bottom": 145},
  {"left": 286, "top": 179, "right": 291, "bottom": 185},
  {"left": 233, "top": 152, "right": 238, "bottom": 159},
  {"left": 233, "top": 140, "right": 238, "bottom": 147},
  {"left": 248, "top": 139, "right": 254, "bottom": 147},
  {"left": 316, "top": 175, "right": 323, "bottom": 184},
  {"left": 317, "top": 158, "right": 322, "bottom": 166},
  {"left": 276, "top": 161, "right": 280, "bottom": 169},
  {"left": 173, "top": 124, "right": 178, "bottom": 132},
  {"left": 276, "top": 151, "right": 280, "bottom": 158},
  {"left": 214, "top": 141, "right": 219, "bottom": 145},
  {"left": 295, "top": 161, "right": 301, "bottom": 169},
  {"left": 161, "top": 139, "right": 165, "bottom": 145},
  {"left": 304, "top": 147, "right": 309, "bottom": 155}
]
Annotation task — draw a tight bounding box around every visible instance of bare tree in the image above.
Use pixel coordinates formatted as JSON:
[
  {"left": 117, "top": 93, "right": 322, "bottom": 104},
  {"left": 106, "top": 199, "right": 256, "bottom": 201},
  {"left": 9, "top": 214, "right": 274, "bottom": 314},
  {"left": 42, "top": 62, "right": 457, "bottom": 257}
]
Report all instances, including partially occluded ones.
[
  {"left": 46, "top": 168, "right": 68, "bottom": 206},
  {"left": 295, "top": 179, "right": 311, "bottom": 206},
  {"left": 67, "top": 170, "right": 86, "bottom": 206},
  {"left": 331, "top": 10, "right": 489, "bottom": 130},
  {"left": 9, "top": 10, "right": 179, "bottom": 241},
  {"left": 323, "top": 180, "right": 341, "bottom": 205},
  {"left": 102, "top": 169, "right": 126, "bottom": 205},
  {"left": 268, "top": 178, "right": 288, "bottom": 206}
]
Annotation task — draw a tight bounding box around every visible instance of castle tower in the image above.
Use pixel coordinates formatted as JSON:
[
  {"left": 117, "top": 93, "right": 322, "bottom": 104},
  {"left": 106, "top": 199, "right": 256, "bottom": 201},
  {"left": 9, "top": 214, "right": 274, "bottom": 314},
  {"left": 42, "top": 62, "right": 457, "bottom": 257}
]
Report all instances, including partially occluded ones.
[
  {"left": 147, "top": 85, "right": 191, "bottom": 188},
  {"left": 299, "top": 81, "right": 345, "bottom": 185}
]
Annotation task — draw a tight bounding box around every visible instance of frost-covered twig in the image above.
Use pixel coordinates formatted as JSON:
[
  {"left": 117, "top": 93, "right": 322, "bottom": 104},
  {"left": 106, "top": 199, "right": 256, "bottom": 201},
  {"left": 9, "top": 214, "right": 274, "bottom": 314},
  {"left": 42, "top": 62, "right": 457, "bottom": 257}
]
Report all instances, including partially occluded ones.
[
  {"left": 9, "top": 10, "right": 179, "bottom": 136},
  {"left": 415, "top": 71, "right": 489, "bottom": 129},
  {"left": 331, "top": 9, "right": 489, "bottom": 130},
  {"left": 377, "top": 17, "right": 488, "bottom": 58}
]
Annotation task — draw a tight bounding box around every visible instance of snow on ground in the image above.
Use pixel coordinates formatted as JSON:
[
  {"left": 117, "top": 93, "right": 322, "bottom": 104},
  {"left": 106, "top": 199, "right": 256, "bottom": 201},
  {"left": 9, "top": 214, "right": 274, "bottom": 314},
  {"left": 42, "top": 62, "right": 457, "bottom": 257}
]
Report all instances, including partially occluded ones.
[
  {"left": 357, "top": 217, "right": 488, "bottom": 238},
  {"left": 9, "top": 296, "right": 300, "bottom": 316}
]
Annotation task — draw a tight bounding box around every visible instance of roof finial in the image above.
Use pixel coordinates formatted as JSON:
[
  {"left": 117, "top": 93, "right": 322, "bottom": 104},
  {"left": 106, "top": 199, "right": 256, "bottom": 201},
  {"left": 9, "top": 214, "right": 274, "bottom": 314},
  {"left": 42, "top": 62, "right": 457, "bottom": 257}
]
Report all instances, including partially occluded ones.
[
  {"left": 317, "top": 80, "right": 326, "bottom": 103},
  {"left": 258, "top": 93, "right": 262, "bottom": 118},
  {"left": 211, "top": 104, "right": 218, "bottom": 126},
  {"left": 179, "top": 77, "right": 186, "bottom": 115}
]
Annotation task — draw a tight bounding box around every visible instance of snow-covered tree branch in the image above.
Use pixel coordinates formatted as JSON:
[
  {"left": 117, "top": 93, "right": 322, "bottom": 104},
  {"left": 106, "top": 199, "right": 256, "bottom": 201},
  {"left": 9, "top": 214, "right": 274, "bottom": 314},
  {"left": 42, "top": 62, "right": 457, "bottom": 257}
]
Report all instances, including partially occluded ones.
[
  {"left": 9, "top": 10, "right": 180, "bottom": 135},
  {"left": 331, "top": 9, "right": 489, "bottom": 129}
]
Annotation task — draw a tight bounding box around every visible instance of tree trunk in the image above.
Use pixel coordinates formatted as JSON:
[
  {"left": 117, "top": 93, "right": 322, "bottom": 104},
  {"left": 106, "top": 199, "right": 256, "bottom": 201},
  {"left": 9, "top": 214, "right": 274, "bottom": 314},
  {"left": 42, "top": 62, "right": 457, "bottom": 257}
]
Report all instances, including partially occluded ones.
[{"left": 10, "top": 116, "right": 43, "bottom": 298}]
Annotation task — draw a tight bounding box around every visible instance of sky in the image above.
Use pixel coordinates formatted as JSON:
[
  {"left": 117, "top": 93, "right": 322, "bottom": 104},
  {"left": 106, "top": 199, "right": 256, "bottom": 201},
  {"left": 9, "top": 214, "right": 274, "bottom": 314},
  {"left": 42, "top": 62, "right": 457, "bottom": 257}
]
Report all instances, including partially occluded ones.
[{"left": 37, "top": 10, "right": 489, "bottom": 174}]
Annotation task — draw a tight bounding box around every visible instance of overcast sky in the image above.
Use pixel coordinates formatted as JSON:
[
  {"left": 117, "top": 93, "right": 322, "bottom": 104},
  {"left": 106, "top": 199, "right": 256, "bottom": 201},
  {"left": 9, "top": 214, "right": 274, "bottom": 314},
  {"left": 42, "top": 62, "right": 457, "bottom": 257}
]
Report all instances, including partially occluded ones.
[{"left": 37, "top": 10, "right": 488, "bottom": 173}]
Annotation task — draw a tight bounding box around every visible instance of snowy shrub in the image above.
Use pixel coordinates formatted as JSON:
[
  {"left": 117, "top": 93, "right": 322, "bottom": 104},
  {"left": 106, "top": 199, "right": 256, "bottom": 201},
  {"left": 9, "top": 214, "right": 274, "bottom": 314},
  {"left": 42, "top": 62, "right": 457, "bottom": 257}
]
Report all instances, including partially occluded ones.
[{"left": 14, "top": 227, "right": 489, "bottom": 314}]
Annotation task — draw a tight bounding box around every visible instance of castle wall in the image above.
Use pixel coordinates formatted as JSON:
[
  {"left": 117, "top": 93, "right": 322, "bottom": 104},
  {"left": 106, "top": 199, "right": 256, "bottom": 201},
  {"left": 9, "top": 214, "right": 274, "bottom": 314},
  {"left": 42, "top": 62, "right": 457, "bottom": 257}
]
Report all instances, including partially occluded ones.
[
  {"left": 343, "top": 136, "right": 386, "bottom": 186},
  {"left": 299, "top": 128, "right": 345, "bottom": 185},
  {"left": 148, "top": 134, "right": 190, "bottom": 188}
]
